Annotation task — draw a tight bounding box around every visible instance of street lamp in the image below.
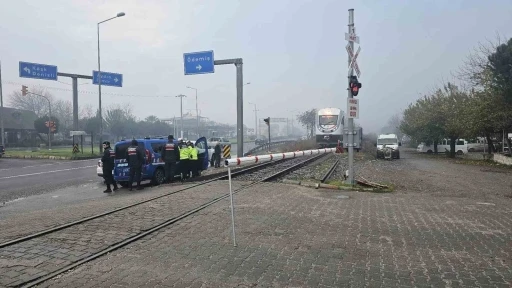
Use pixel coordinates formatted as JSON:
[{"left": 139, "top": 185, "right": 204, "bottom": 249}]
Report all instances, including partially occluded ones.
[
  {"left": 97, "top": 11, "right": 125, "bottom": 153},
  {"left": 176, "top": 94, "right": 186, "bottom": 139},
  {"left": 186, "top": 86, "right": 199, "bottom": 137},
  {"left": 248, "top": 102, "right": 259, "bottom": 138}
]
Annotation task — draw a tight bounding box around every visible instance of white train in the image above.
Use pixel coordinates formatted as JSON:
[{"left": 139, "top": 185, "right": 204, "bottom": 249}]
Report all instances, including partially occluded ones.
[{"left": 315, "top": 107, "right": 344, "bottom": 148}]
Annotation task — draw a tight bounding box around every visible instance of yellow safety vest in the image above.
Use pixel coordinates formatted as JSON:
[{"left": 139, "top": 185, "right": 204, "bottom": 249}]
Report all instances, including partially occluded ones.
[
  {"left": 180, "top": 146, "right": 190, "bottom": 160},
  {"left": 190, "top": 147, "right": 198, "bottom": 160}
]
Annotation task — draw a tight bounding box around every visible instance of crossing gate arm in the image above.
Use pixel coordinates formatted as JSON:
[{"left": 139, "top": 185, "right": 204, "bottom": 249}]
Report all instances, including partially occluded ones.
[{"left": 225, "top": 148, "right": 336, "bottom": 167}]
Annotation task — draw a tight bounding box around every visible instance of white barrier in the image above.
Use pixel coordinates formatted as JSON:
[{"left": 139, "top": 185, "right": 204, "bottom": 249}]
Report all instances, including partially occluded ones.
[
  {"left": 224, "top": 147, "right": 336, "bottom": 247},
  {"left": 224, "top": 148, "right": 337, "bottom": 167}
]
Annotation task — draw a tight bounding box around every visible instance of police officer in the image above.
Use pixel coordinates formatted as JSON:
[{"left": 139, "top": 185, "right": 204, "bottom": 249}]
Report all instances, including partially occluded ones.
[
  {"left": 188, "top": 141, "right": 198, "bottom": 177},
  {"left": 179, "top": 139, "right": 190, "bottom": 180},
  {"left": 161, "top": 135, "right": 179, "bottom": 183},
  {"left": 101, "top": 141, "right": 118, "bottom": 193},
  {"left": 126, "top": 139, "right": 145, "bottom": 190}
]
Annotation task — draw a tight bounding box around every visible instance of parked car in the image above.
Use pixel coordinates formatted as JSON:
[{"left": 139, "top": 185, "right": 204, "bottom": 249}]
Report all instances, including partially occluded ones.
[
  {"left": 112, "top": 137, "right": 209, "bottom": 187},
  {"left": 0, "top": 145, "right": 4, "bottom": 157}
]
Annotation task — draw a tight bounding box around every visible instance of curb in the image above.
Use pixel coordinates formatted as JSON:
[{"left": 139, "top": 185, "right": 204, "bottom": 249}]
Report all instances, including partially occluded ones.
[{"left": 3, "top": 155, "right": 99, "bottom": 160}]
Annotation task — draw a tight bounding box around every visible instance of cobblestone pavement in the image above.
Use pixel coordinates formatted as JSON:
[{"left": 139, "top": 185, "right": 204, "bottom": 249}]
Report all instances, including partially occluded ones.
[
  {"left": 42, "top": 151, "right": 512, "bottom": 288},
  {"left": 0, "top": 181, "right": 244, "bottom": 287}
]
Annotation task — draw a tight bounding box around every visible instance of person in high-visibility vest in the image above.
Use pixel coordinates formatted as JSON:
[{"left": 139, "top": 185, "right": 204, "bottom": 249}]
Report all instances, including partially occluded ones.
[
  {"left": 179, "top": 140, "right": 190, "bottom": 180},
  {"left": 188, "top": 141, "right": 199, "bottom": 177}
]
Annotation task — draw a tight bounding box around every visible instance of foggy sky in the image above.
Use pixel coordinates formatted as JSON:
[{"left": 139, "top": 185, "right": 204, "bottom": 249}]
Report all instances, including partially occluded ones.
[{"left": 1, "top": 0, "right": 511, "bottom": 133}]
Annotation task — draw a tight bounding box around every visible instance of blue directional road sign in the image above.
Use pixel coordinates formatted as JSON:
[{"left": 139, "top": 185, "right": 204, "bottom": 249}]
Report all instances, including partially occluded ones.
[
  {"left": 19, "top": 61, "right": 58, "bottom": 81},
  {"left": 92, "top": 71, "right": 123, "bottom": 87},
  {"left": 183, "top": 50, "right": 215, "bottom": 75}
]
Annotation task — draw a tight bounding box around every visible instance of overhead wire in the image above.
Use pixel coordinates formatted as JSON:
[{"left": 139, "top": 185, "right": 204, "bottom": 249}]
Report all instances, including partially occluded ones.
[{"left": 2, "top": 80, "right": 173, "bottom": 98}]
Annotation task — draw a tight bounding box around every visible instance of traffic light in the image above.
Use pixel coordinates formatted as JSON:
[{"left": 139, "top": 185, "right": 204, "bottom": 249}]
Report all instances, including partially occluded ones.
[
  {"left": 21, "top": 85, "right": 28, "bottom": 96},
  {"left": 263, "top": 117, "right": 270, "bottom": 126},
  {"left": 349, "top": 76, "right": 362, "bottom": 96}
]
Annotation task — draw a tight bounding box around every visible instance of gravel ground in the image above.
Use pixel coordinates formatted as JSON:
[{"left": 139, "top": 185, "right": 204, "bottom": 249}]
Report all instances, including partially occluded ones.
[
  {"left": 354, "top": 149, "right": 512, "bottom": 199},
  {"left": 232, "top": 154, "right": 324, "bottom": 182},
  {"left": 279, "top": 153, "right": 344, "bottom": 182}
]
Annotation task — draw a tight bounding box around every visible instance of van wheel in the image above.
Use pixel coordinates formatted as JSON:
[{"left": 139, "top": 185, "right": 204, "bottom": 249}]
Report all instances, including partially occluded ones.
[
  {"left": 456, "top": 150, "right": 463, "bottom": 155},
  {"left": 427, "top": 150, "right": 433, "bottom": 154},
  {"left": 152, "top": 168, "right": 166, "bottom": 185},
  {"left": 119, "top": 181, "right": 130, "bottom": 188}
]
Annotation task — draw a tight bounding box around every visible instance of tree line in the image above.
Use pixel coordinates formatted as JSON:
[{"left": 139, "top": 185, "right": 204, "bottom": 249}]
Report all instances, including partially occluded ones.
[
  {"left": 399, "top": 36, "right": 512, "bottom": 158},
  {"left": 7, "top": 87, "right": 238, "bottom": 146}
]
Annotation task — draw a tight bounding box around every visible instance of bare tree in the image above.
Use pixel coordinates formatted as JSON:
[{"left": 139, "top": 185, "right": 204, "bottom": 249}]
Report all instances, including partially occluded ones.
[
  {"left": 79, "top": 103, "right": 94, "bottom": 119},
  {"left": 8, "top": 86, "right": 53, "bottom": 117},
  {"left": 455, "top": 33, "right": 504, "bottom": 89}
]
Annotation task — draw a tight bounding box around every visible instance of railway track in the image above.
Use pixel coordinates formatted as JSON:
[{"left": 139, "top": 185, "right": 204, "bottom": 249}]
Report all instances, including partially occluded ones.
[
  {"left": 0, "top": 153, "right": 329, "bottom": 288},
  {"left": 321, "top": 158, "right": 340, "bottom": 183}
]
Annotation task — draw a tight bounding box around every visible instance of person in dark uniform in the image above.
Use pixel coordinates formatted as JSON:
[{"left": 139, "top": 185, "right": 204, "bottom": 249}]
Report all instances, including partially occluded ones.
[
  {"left": 101, "top": 141, "right": 118, "bottom": 193},
  {"left": 214, "top": 142, "right": 222, "bottom": 168},
  {"left": 126, "top": 139, "right": 145, "bottom": 191},
  {"left": 161, "top": 135, "right": 179, "bottom": 184}
]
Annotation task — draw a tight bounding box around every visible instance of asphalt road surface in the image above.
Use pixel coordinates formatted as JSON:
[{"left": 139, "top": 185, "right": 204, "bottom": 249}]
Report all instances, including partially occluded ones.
[
  {"left": 0, "top": 158, "right": 100, "bottom": 204},
  {"left": 0, "top": 142, "right": 260, "bottom": 203}
]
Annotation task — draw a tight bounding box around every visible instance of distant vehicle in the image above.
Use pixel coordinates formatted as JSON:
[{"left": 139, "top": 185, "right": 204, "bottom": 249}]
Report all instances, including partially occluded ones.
[
  {"left": 207, "top": 137, "right": 230, "bottom": 149},
  {"left": 97, "top": 159, "right": 103, "bottom": 177},
  {"left": 315, "top": 107, "right": 344, "bottom": 148},
  {"left": 416, "top": 138, "right": 468, "bottom": 155},
  {"left": 111, "top": 137, "right": 209, "bottom": 187},
  {"left": 255, "top": 138, "right": 267, "bottom": 146},
  {"left": 376, "top": 133, "right": 401, "bottom": 159},
  {"left": 0, "top": 145, "right": 4, "bottom": 157}
]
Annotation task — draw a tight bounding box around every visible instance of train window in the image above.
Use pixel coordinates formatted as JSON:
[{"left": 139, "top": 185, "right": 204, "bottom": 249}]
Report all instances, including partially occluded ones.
[{"left": 319, "top": 115, "right": 338, "bottom": 125}]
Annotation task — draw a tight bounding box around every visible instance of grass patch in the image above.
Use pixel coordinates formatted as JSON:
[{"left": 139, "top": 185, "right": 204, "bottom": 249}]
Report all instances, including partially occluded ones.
[{"left": 6, "top": 148, "right": 100, "bottom": 159}]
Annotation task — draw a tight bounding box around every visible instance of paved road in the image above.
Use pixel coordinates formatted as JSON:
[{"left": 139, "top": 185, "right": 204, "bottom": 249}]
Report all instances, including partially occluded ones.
[
  {"left": 0, "top": 158, "right": 100, "bottom": 204},
  {"left": 0, "top": 142, "right": 259, "bottom": 205}
]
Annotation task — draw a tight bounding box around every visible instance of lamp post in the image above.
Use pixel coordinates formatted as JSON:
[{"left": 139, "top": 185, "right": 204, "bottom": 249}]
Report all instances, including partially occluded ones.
[
  {"left": 97, "top": 11, "right": 125, "bottom": 153},
  {"left": 186, "top": 86, "right": 199, "bottom": 137},
  {"left": 248, "top": 102, "right": 258, "bottom": 138},
  {"left": 176, "top": 94, "right": 186, "bottom": 139}
]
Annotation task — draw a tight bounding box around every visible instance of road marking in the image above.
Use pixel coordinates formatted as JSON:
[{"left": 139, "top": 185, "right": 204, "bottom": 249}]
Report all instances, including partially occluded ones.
[
  {"left": 0, "top": 165, "right": 96, "bottom": 180},
  {"left": 0, "top": 159, "right": 99, "bottom": 171}
]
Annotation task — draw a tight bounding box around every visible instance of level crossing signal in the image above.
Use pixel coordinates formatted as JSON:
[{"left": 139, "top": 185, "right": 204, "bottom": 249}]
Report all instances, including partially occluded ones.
[
  {"left": 21, "top": 85, "right": 28, "bottom": 96},
  {"left": 349, "top": 76, "right": 362, "bottom": 96}
]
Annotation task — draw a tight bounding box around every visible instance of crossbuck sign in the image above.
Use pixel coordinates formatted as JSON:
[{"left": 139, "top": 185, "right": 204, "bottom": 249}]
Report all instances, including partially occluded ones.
[{"left": 346, "top": 44, "right": 361, "bottom": 78}]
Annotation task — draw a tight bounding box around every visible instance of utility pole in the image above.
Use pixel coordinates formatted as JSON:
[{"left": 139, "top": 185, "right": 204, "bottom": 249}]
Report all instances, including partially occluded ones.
[
  {"left": 0, "top": 61, "right": 4, "bottom": 147},
  {"left": 186, "top": 86, "right": 199, "bottom": 137},
  {"left": 176, "top": 94, "right": 186, "bottom": 139},
  {"left": 347, "top": 9, "right": 355, "bottom": 185}
]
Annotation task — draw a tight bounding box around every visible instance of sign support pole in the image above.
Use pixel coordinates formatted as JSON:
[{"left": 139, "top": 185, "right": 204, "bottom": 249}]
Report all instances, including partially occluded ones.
[
  {"left": 0, "top": 61, "right": 4, "bottom": 147},
  {"left": 214, "top": 59, "right": 244, "bottom": 157},
  {"left": 346, "top": 9, "right": 355, "bottom": 185},
  {"left": 227, "top": 167, "right": 237, "bottom": 247}
]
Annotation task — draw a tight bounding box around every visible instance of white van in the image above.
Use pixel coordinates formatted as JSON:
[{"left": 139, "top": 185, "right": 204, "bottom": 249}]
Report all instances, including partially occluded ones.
[
  {"left": 376, "top": 133, "right": 401, "bottom": 159},
  {"left": 417, "top": 139, "right": 468, "bottom": 155}
]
